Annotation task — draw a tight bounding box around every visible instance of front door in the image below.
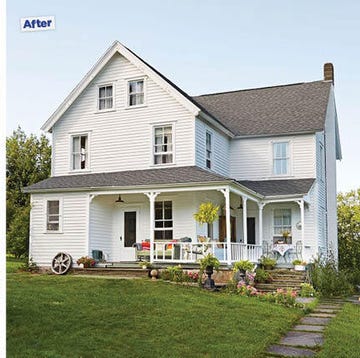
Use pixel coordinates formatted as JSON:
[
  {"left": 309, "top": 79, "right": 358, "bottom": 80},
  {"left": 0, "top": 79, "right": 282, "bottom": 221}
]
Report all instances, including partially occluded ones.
[
  {"left": 116, "top": 209, "right": 137, "bottom": 262},
  {"left": 124, "top": 211, "right": 136, "bottom": 248},
  {"left": 247, "top": 217, "right": 256, "bottom": 245}
]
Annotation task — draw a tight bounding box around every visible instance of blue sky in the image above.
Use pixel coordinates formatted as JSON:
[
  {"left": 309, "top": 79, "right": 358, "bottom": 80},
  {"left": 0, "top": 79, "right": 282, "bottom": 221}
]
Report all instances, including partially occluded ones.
[{"left": 6, "top": 0, "right": 360, "bottom": 192}]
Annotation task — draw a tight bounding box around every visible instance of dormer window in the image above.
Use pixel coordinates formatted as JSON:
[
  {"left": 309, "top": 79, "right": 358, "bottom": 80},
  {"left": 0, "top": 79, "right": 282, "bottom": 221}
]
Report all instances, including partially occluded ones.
[
  {"left": 128, "top": 79, "right": 144, "bottom": 107},
  {"left": 98, "top": 85, "right": 113, "bottom": 110}
]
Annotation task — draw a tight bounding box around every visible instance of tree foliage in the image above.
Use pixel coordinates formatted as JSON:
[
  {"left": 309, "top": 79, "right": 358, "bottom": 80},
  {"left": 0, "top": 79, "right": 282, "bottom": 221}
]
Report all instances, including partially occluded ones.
[
  {"left": 6, "top": 127, "right": 51, "bottom": 258},
  {"left": 337, "top": 189, "right": 360, "bottom": 271}
]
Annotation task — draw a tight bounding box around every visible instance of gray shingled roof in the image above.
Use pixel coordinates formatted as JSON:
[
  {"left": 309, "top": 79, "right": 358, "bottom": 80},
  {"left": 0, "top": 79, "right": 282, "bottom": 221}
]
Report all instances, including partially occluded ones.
[
  {"left": 193, "top": 81, "right": 331, "bottom": 136},
  {"left": 238, "top": 178, "right": 315, "bottom": 197},
  {"left": 23, "top": 166, "right": 231, "bottom": 192}
]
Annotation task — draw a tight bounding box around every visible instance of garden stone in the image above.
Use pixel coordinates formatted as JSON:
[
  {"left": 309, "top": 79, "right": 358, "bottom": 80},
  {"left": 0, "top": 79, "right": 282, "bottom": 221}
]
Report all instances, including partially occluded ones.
[
  {"left": 300, "top": 316, "right": 331, "bottom": 325},
  {"left": 293, "top": 325, "right": 325, "bottom": 332},
  {"left": 280, "top": 331, "right": 324, "bottom": 347},
  {"left": 308, "top": 313, "right": 337, "bottom": 318},
  {"left": 267, "top": 345, "right": 315, "bottom": 357}
]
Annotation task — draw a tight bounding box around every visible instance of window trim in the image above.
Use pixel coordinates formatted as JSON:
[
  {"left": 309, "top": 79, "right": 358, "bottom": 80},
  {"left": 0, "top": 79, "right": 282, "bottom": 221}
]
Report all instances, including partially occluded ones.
[
  {"left": 44, "top": 198, "right": 63, "bottom": 233},
  {"left": 69, "top": 132, "right": 91, "bottom": 173},
  {"left": 205, "top": 130, "right": 213, "bottom": 169},
  {"left": 152, "top": 123, "right": 175, "bottom": 167},
  {"left": 125, "top": 77, "right": 147, "bottom": 109},
  {"left": 273, "top": 208, "right": 292, "bottom": 237},
  {"left": 154, "top": 200, "right": 173, "bottom": 241},
  {"left": 272, "top": 140, "right": 291, "bottom": 176},
  {"left": 96, "top": 82, "right": 116, "bottom": 112}
]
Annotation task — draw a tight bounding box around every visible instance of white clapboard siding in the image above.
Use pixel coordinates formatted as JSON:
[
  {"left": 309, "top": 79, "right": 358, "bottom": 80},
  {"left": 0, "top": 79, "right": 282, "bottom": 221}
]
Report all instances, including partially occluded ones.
[
  {"left": 195, "top": 118, "right": 230, "bottom": 176},
  {"left": 29, "top": 193, "right": 88, "bottom": 266},
  {"left": 315, "top": 132, "right": 327, "bottom": 252},
  {"left": 324, "top": 88, "right": 338, "bottom": 257},
  {"left": 52, "top": 53, "right": 195, "bottom": 176},
  {"left": 230, "top": 134, "right": 316, "bottom": 180}
]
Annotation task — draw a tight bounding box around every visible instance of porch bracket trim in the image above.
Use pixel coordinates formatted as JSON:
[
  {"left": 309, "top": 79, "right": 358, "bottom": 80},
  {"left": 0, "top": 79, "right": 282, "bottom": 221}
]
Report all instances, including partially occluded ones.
[{"left": 145, "top": 192, "right": 160, "bottom": 263}]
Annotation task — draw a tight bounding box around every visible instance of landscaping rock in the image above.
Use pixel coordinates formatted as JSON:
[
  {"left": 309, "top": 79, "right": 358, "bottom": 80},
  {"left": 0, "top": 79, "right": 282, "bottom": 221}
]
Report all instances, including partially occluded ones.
[
  {"left": 300, "top": 317, "right": 331, "bottom": 325},
  {"left": 308, "top": 313, "right": 337, "bottom": 318},
  {"left": 293, "top": 324, "right": 325, "bottom": 332},
  {"left": 280, "top": 331, "right": 324, "bottom": 347},
  {"left": 267, "top": 344, "right": 315, "bottom": 357}
]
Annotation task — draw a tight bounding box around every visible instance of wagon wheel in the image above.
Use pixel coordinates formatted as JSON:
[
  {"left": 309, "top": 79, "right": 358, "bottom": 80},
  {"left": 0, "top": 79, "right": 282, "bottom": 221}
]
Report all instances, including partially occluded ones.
[{"left": 51, "top": 252, "right": 72, "bottom": 275}]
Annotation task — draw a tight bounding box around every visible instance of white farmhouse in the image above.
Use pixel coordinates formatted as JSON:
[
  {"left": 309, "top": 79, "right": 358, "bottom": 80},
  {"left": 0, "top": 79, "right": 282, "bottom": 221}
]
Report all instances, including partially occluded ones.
[{"left": 24, "top": 41, "right": 342, "bottom": 269}]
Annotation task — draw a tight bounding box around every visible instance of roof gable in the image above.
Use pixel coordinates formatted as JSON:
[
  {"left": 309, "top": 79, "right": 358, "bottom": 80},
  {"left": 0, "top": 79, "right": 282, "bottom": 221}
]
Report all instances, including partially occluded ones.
[
  {"left": 193, "top": 81, "right": 332, "bottom": 136},
  {"left": 41, "top": 41, "right": 201, "bottom": 132}
]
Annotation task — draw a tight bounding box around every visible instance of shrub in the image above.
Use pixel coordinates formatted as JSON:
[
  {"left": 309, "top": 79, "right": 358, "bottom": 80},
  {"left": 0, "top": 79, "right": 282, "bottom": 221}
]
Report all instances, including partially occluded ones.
[
  {"left": 76, "top": 256, "right": 96, "bottom": 268},
  {"left": 19, "top": 257, "right": 39, "bottom": 273},
  {"left": 259, "top": 256, "right": 277, "bottom": 269},
  {"left": 292, "top": 259, "right": 307, "bottom": 266},
  {"left": 255, "top": 268, "right": 273, "bottom": 283},
  {"left": 309, "top": 255, "right": 354, "bottom": 297},
  {"left": 299, "top": 283, "right": 317, "bottom": 297}
]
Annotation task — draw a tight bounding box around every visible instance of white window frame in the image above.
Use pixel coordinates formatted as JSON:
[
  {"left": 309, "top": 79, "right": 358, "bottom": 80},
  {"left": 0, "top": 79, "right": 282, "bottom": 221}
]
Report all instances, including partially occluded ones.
[
  {"left": 273, "top": 208, "right": 292, "bottom": 237},
  {"left": 126, "top": 77, "right": 146, "bottom": 108},
  {"left": 44, "top": 198, "right": 63, "bottom": 233},
  {"left": 69, "top": 132, "right": 91, "bottom": 172},
  {"left": 205, "top": 130, "right": 212, "bottom": 169},
  {"left": 272, "top": 141, "right": 290, "bottom": 176},
  {"left": 96, "top": 82, "right": 115, "bottom": 112},
  {"left": 152, "top": 124, "right": 175, "bottom": 166},
  {"left": 154, "top": 201, "right": 173, "bottom": 241}
]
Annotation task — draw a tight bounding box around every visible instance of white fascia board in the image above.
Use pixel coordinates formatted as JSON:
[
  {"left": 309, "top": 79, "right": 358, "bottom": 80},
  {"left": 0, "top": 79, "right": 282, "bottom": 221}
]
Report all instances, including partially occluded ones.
[
  {"left": 41, "top": 41, "right": 200, "bottom": 132},
  {"left": 229, "top": 184, "right": 263, "bottom": 202}
]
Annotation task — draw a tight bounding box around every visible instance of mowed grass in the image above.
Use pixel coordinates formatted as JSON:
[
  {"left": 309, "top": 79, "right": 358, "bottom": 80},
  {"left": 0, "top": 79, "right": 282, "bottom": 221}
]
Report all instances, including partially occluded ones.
[
  {"left": 7, "top": 263, "right": 301, "bottom": 358},
  {"left": 317, "top": 303, "right": 360, "bottom": 358}
]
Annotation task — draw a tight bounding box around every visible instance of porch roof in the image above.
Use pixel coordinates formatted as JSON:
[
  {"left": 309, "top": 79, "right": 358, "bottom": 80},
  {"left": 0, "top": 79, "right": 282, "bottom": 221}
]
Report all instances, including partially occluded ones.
[
  {"left": 23, "top": 166, "right": 233, "bottom": 193},
  {"left": 237, "top": 178, "right": 315, "bottom": 197}
]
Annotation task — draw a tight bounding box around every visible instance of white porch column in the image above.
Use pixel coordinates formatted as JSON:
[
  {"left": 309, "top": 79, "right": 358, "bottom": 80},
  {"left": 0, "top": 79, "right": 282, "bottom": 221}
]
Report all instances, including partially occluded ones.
[
  {"left": 220, "top": 187, "right": 232, "bottom": 265},
  {"left": 257, "top": 202, "right": 265, "bottom": 246},
  {"left": 242, "top": 196, "right": 248, "bottom": 259},
  {"left": 86, "top": 194, "right": 96, "bottom": 257},
  {"left": 145, "top": 192, "right": 160, "bottom": 263},
  {"left": 297, "top": 199, "right": 305, "bottom": 260}
]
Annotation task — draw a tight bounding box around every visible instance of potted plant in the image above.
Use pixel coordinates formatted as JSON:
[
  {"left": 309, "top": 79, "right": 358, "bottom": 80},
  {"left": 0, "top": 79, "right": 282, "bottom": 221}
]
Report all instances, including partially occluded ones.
[
  {"left": 281, "top": 230, "right": 291, "bottom": 244},
  {"left": 233, "top": 260, "right": 255, "bottom": 274},
  {"left": 138, "top": 261, "right": 152, "bottom": 270},
  {"left": 198, "top": 253, "right": 220, "bottom": 289},
  {"left": 76, "top": 256, "right": 96, "bottom": 268},
  {"left": 193, "top": 202, "right": 219, "bottom": 240},
  {"left": 259, "top": 256, "right": 277, "bottom": 270},
  {"left": 292, "top": 259, "right": 307, "bottom": 271}
]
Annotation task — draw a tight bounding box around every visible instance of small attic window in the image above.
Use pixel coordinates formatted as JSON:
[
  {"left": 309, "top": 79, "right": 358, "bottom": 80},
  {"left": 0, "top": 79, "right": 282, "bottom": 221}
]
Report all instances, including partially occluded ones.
[
  {"left": 98, "top": 85, "right": 113, "bottom": 110},
  {"left": 128, "top": 79, "right": 145, "bottom": 107}
]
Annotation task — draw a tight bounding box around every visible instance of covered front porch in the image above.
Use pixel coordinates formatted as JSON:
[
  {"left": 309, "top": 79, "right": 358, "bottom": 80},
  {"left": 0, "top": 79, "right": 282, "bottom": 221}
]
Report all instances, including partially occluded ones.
[{"left": 87, "top": 180, "right": 310, "bottom": 266}]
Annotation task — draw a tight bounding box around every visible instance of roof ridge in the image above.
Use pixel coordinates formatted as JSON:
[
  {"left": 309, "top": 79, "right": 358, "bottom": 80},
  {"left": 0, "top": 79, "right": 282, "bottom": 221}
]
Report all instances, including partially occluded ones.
[{"left": 193, "top": 80, "right": 326, "bottom": 98}]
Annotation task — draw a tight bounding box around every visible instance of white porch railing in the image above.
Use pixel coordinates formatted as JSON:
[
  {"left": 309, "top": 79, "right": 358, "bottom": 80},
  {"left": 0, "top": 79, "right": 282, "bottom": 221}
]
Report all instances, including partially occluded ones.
[{"left": 151, "top": 242, "right": 262, "bottom": 264}]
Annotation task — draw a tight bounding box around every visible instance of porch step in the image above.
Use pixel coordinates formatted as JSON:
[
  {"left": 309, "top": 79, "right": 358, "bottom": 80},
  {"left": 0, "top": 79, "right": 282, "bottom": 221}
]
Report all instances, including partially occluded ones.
[{"left": 255, "top": 269, "right": 307, "bottom": 293}]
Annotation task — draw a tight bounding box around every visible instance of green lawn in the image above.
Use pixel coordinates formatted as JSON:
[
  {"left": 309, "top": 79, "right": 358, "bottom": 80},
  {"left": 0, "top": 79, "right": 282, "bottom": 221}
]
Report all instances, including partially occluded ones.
[
  {"left": 7, "top": 262, "right": 301, "bottom": 358},
  {"left": 317, "top": 303, "right": 360, "bottom": 358}
]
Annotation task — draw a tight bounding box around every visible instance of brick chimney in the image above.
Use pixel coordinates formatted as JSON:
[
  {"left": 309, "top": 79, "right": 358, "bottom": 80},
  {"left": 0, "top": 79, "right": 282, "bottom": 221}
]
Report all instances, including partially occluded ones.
[{"left": 324, "top": 63, "right": 334, "bottom": 84}]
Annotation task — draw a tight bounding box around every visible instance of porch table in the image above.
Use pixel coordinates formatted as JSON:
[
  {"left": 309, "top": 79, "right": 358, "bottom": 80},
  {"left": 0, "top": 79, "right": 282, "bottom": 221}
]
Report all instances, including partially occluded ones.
[{"left": 272, "top": 244, "right": 294, "bottom": 263}]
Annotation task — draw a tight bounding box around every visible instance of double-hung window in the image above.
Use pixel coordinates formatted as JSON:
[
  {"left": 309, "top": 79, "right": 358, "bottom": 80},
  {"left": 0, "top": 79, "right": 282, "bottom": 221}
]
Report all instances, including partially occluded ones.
[
  {"left": 47, "top": 200, "right": 60, "bottom": 231},
  {"left": 206, "top": 131, "right": 212, "bottom": 169},
  {"left": 128, "top": 79, "right": 144, "bottom": 106},
  {"left": 98, "top": 85, "right": 113, "bottom": 110},
  {"left": 154, "top": 125, "right": 173, "bottom": 165},
  {"left": 273, "top": 142, "right": 289, "bottom": 175},
  {"left": 154, "top": 201, "right": 173, "bottom": 240},
  {"left": 273, "top": 209, "right": 291, "bottom": 236},
  {"left": 72, "top": 135, "right": 88, "bottom": 170}
]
